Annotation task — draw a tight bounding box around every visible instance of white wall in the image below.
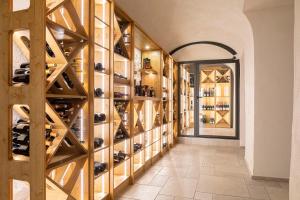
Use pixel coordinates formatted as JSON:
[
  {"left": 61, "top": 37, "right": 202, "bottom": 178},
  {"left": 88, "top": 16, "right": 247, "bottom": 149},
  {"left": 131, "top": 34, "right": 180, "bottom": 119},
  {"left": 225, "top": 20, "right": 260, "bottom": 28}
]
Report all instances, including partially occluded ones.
[
  {"left": 239, "top": 55, "right": 246, "bottom": 147},
  {"left": 244, "top": 38, "right": 255, "bottom": 175},
  {"left": 290, "top": 0, "right": 300, "bottom": 199},
  {"left": 246, "top": 5, "right": 294, "bottom": 179}
]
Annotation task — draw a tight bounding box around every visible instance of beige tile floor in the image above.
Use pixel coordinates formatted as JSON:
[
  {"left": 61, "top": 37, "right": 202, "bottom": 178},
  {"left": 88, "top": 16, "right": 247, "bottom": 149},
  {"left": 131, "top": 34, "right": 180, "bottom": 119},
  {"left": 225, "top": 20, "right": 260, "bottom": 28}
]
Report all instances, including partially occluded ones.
[{"left": 117, "top": 144, "right": 289, "bottom": 200}]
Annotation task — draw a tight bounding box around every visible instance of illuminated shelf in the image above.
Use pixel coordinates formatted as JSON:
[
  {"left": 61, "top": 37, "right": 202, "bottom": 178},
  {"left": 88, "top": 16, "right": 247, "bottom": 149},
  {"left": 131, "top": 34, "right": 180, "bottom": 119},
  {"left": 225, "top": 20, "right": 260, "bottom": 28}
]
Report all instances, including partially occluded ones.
[
  {"left": 94, "top": 170, "right": 109, "bottom": 180},
  {"left": 114, "top": 77, "right": 130, "bottom": 85},
  {"left": 46, "top": 94, "right": 87, "bottom": 99},
  {"left": 133, "top": 96, "right": 161, "bottom": 101},
  {"left": 95, "top": 70, "right": 110, "bottom": 76},
  {"left": 94, "top": 121, "right": 110, "bottom": 126},
  {"left": 114, "top": 157, "right": 130, "bottom": 169},
  {"left": 133, "top": 148, "right": 144, "bottom": 155},
  {"left": 94, "top": 145, "right": 109, "bottom": 153},
  {"left": 93, "top": 0, "right": 112, "bottom": 199},
  {"left": 114, "top": 175, "right": 129, "bottom": 189},
  {"left": 114, "top": 137, "right": 130, "bottom": 145},
  {"left": 152, "top": 150, "right": 160, "bottom": 157},
  {"left": 95, "top": 96, "right": 110, "bottom": 99},
  {"left": 114, "top": 97, "right": 130, "bottom": 101},
  {"left": 133, "top": 131, "right": 145, "bottom": 137},
  {"left": 94, "top": 192, "right": 109, "bottom": 200},
  {"left": 134, "top": 163, "right": 144, "bottom": 172}
]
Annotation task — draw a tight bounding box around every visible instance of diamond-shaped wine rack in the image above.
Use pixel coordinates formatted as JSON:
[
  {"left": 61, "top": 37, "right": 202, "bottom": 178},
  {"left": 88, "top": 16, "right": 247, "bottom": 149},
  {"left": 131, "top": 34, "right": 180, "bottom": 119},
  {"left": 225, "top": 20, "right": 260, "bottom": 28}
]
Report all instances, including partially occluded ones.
[
  {"left": 44, "top": 0, "right": 88, "bottom": 198},
  {"left": 10, "top": 0, "right": 89, "bottom": 198},
  {"left": 114, "top": 100, "right": 130, "bottom": 143},
  {"left": 133, "top": 101, "right": 145, "bottom": 134},
  {"left": 201, "top": 69, "right": 215, "bottom": 83},
  {"left": 216, "top": 68, "right": 231, "bottom": 83}
]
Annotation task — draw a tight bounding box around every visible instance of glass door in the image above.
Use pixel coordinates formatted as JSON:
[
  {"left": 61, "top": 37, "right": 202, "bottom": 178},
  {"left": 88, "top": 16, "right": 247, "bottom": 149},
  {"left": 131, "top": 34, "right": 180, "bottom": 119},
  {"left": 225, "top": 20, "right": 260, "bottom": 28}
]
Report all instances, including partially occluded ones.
[
  {"left": 179, "top": 62, "right": 238, "bottom": 138},
  {"left": 179, "top": 64, "right": 196, "bottom": 136},
  {"left": 197, "top": 64, "right": 236, "bottom": 137}
]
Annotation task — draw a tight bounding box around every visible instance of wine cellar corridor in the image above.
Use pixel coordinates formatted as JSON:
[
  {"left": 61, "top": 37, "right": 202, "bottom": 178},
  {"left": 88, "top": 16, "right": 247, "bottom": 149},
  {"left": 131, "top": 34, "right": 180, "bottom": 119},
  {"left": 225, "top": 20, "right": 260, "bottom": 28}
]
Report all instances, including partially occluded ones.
[{"left": 0, "top": 0, "right": 298, "bottom": 200}]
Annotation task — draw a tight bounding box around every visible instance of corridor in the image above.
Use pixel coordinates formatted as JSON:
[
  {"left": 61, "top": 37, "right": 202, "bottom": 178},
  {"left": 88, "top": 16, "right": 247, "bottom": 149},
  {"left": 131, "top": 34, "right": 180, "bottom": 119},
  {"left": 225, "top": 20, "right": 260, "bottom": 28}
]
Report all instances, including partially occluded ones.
[{"left": 117, "top": 144, "right": 289, "bottom": 200}]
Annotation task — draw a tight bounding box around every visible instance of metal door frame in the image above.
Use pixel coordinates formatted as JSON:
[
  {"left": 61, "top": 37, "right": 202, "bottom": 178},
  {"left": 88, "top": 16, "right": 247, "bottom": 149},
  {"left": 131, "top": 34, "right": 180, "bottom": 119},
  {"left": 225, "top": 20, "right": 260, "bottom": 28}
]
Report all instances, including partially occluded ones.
[{"left": 178, "top": 58, "right": 240, "bottom": 140}]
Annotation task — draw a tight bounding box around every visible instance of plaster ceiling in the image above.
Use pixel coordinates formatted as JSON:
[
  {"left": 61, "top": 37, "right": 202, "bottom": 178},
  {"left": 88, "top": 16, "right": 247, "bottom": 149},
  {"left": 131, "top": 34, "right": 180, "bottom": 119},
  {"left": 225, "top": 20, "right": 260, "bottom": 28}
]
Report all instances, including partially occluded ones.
[
  {"left": 115, "top": 0, "right": 252, "bottom": 61},
  {"left": 244, "top": 0, "right": 294, "bottom": 11}
]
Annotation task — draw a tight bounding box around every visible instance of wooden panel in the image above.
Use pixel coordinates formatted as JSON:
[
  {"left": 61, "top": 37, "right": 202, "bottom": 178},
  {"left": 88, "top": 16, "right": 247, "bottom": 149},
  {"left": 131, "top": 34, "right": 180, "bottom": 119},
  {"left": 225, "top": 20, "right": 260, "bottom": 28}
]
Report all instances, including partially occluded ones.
[{"left": 0, "top": 0, "right": 46, "bottom": 200}]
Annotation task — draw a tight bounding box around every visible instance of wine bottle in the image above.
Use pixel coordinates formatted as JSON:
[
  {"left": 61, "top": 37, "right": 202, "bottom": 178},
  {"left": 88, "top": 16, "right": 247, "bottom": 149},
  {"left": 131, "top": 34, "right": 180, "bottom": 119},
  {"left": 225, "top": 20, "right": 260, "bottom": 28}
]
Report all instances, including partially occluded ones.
[
  {"left": 15, "top": 68, "right": 30, "bottom": 75},
  {"left": 20, "top": 63, "right": 30, "bottom": 69},
  {"left": 94, "top": 88, "right": 104, "bottom": 97},
  {"left": 114, "top": 153, "right": 121, "bottom": 164},
  {"left": 114, "top": 128, "right": 129, "bottom": 141},
  {"left": 118, "top": 151, "right": 127, "bottom": 159},
  {"left": 62, "top": 72, "right": 74, "bottom": 89},
  {"left": 53, "top": 103, "right": 72, "bottom": 111},
  {"left": 46, "top": 42, "right": 56, "bottom": 58},
  {"left": 13, "top": 123, "right": 29, "bottom": 134},
  {"left": 13, "top": 134, "right": 29, "bottom": 145},
  {"left": 114, "top": 92, "right": 129, "bottom": 98},
  {"left": 94, "top": 162, "right": 108, "bottom": 176},
  {"left": 17, "top": 119, "right": 28, "bottom": 124},
  {"left": 95, "top": 63, "right": 105, "bottom": 72},
  {"left": 134, "top": 143, "right": 143, "bottom": 152},
  {"left": 13, "top": 74, "right": 30, "bottom": 84},
  {"left": 46, "top": 114, "right": 55, "bottom": 123},
  {"left": 94, "top": 137, "right": 104, "bottom": 149},
  {"left": 54, "top": 81, "right": 63, "bottom": 90},
  {"left": 13, "top": 144, "right": 29, "bottom": 156},
  {"left": 94, "top": 113, "right": 106, "bottom": 123}
]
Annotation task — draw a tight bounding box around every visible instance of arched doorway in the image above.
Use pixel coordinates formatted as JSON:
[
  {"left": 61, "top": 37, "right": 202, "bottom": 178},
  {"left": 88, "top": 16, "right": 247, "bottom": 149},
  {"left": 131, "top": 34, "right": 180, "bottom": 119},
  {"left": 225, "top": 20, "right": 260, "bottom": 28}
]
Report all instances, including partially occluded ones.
[{"left": 171, "top": 42, "right": 240, "bottom": 139}]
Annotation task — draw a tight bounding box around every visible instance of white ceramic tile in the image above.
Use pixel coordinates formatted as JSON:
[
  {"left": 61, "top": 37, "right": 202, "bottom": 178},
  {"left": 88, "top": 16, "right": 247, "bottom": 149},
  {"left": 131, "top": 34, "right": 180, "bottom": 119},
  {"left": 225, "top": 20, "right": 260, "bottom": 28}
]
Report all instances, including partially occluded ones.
[
  {"left": 119, "top": 144, "right": 288, "bottom": 200},
  {"left": 247, "top": 185, "right": 270, "bottom": 199},
  {"left": 155, "top": 194, "right": 174, "bottom": 200},
  {"left": 159, "top": 177, "right": 197, "bottom": 198},
  {"left": 194, "top": 192, "right": 213, "bottom": 200},
  {"left": 122, "top": 185, "right": 161, "bottom": 200},
  {"left": 149, "top": 174, "right": 169, "bottom": 187},
  {"left": 197, "top": 175, "right": 249, "bottom": 197},
  {"left": 158, "top": 167, "right": 188, "bottom": 177},
  {"left": 136, "top": 172, "right": 157, "bottom": 185},
  {"left": 266, "top": 186, "right": 289, "bottom": 200}
]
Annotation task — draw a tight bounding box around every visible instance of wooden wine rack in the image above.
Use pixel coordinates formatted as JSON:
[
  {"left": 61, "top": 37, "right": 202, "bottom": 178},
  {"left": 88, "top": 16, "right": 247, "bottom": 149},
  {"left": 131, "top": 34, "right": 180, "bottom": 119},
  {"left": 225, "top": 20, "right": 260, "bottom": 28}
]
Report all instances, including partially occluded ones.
[
  {"left": 199, "top": 66, "right": 233, "bottom": 129},
  {"left": 0, "top": 1, "right": 178, "bottom": 199},
  {"left": 0, "top": 1, "right": 46, "bottom": 199},
  {"left": 0, "top": 0, "right": 89, "bottom": 199}
]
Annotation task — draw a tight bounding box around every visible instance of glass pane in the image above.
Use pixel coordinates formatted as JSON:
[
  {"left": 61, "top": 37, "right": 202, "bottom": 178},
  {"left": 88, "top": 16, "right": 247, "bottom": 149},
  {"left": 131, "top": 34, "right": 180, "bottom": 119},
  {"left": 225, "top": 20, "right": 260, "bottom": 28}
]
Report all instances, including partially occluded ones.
[
  {"left": 180, "top": 64, "right": 195, "bottom": 136},
  {"left": 199, "top": 64, "right": 235, "bottom": 137}
]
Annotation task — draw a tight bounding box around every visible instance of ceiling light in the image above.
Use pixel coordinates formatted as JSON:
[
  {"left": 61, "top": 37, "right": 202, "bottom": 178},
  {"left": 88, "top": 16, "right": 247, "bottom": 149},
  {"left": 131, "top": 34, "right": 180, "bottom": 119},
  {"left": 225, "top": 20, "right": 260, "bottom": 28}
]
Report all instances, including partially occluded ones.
[{"left": 145, "top": 45, "right": 150, "bottom": 50}]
